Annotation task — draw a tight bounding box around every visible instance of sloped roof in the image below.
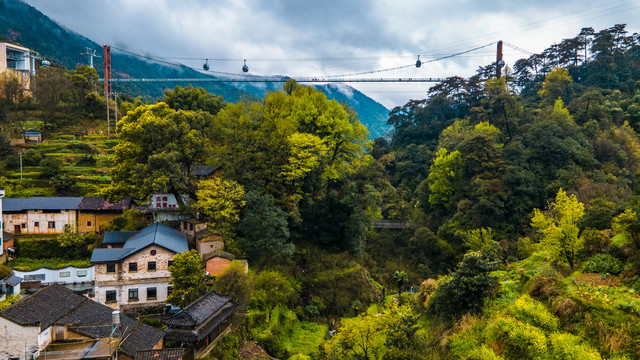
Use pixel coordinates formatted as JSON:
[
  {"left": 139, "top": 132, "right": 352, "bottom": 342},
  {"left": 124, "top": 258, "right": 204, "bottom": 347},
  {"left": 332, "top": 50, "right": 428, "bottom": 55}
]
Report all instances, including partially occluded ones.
[
  {"left": 163, "top": 303, "right": 235, "bottom": 343},
  {"left": 190, "top": 164, "right": 219, "bottom": 177},
  {"left": 2, "top": 231, "right": 13, "bottom": 242},
  {"left": 90, "top": 248, "right": 136, "bottom": 263},
  {"left": 91, "top": 223, "right": 187, "bottom": 263},
  {"left": 78, "top": 197, "right": 131, "bottom": 211},
  {"left": 163, "top": 290, "right": 231, "bottom": 327},
  {"left": 135, "top": 349, "right": 184, "bottom": 360},
  {"left": 0, "top": 285, "right": 86, "bottom": 329},
  {"left": 3, "top": 197, "right": 83, "bottom": 211},
  {"left": 124, "top": 223, "right": 188, "bottom": 254},
  {"left": 2, "top": 274, "right": 22, "bottom": 287},
  {"left": 57, "top": 298, "right": 163, "bottom": 357},
  {"left": 103, "top": 231, "right": 137, "bottom": 244}
]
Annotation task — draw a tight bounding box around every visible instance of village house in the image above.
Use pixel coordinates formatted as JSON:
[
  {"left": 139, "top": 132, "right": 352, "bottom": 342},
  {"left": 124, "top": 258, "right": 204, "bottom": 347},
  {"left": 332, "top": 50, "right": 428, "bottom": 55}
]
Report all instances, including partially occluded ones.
[
  {"left": 91, "top": 223, "right": 188, "bottom": 310},
  {"left": 0, "top": 285, "right": 163, "bottom": 360},
  {"left": 163, "top": 289, "right": 236, "bottom": 358},
  {"left": 2, "top": 197, "right": 83, "bottom": 235},
  {"left": 77, "top": 197, "right": 131, "bottom": 233},
  {"left": 2, "top": 197, "right": 130, "bottom": 235}
]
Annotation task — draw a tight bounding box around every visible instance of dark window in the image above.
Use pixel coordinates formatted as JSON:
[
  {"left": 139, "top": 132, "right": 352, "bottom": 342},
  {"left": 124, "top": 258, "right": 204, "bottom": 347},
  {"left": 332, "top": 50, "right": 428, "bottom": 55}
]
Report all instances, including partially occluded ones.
[
  {"left": 106, "top": 290, "right": 116, "bottom": 302},
  {"left": 167, "top": 285, "right": 173, "bottom": 296},
  {"left": 189, "top": 223, "right": 194, "bottom": 231},
  {"left": 48, "top": 221, "right": 55, "bottom": 229},
  {"left": 106, "top": 263, "right": 116, "bottom": 273},
  {"left": 148, "top": 261, "right": 156, "bottom": 271},
  {"left": 150, "top": 249, "right": 156, "bottom": 256},
  {"left": 129, "top": 262, "right": 137, "bottom": 272},
  {"left": 21, "top": 223, "right": 25, "bottom": 228},
  {"left": 128, "top": 288, "right": 138, "bottom": 300},
  {"left": 168, "top": 260, "right": 173, "bottom": 268},
  {"left": 162, "top": 196, "right": 168, "bottom": 201},
  {"left": 87, "top": 221, "right": 92, "bottom": 227},
  {"left": 34, "top": 222, "right": 39, "bottom": 227},
  {"left": 183, "top": 222, "right": 188, "bottom": 230},
  {"left": 147, "top": 287, "right": 157, "bottom": 299}
]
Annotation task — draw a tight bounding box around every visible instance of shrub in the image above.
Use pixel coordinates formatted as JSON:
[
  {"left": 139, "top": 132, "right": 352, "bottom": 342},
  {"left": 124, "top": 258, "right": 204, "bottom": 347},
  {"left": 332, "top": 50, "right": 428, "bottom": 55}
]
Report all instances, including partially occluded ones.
[
  {"left": 75, "top": 154, "right": 97, "bottom": 166},
  {"left": 510, "top": 294, "right": 559, "bottom": 332},
  {"left": 548, "top": 332, "right": 602, "bottom": 360},
  {"left": 23, "top": 149, "right": 42, "bottom": 166},
  {"left": 0, "top": 264, "right": 11, "bottom": 278},
  {"left": 209, "top": 333, "right": 240, "bottom": 360},
  {"left": 488, "top": 317, "right": 548, "bottom": 360},
  {"left": 581, "top": 254, "right": 623, "bottom": 275}
]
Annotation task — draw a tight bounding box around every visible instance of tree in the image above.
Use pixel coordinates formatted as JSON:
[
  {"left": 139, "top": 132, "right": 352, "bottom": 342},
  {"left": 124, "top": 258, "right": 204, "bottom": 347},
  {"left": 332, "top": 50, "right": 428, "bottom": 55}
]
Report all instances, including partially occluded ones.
[
  {"left": 103, "top": 102, "right": 215, "bottom": 203},
  {"left": 392, "top": 271, "right": 408, "bottom": 295},
  {"left": 429, "top": 251, "right": 499, "bottom": 316},
  {"left": 531, "top": 189, "right": 585, "bottom": 268},
  {"left": 250, "top": 271, "right": 299, "bottom": 323},
  {"left": 167, "top": 250, "right": 206, "bottom": 308},
  {"left": 427, "top": 147, "right": 462, "bottom": 209},
  {"left": 239, "top": 191, "right": 293, "bottom": 265},
  {"left": 58, "top": 225, "right": 83, "bottom": 248},
  {"left": 196, "top": 177, "right": 246, "bottom": 237},
  {"left": 162, "top": 85, "right": 225, "bottom": 115},
  {"left": 325, "top": 313, "right": 385, "bottom": 360},
  {"left": 213, "top": 261, "right": 252, "bottom": 304},
  {"left": 612, "top": 209, "right": 640, "bottom": 248},
  {"left": 537, "top": 68, "right": 574, "bottom": 107},
  {"left": 33, "top": 66, "right": 71, "bottom": 129}
]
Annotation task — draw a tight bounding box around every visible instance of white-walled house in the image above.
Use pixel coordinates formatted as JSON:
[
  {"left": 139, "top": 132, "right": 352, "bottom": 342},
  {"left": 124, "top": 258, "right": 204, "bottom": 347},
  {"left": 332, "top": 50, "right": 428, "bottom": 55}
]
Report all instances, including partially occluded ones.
[
  {"left": 2, "top": 197, "right": 83, "bottom": 235},
  {"left": 13, "top": 266, "right": 94, "bottom": 285},
  {"left": 91, "top": 223, "right": 188, "bottom": 310}
]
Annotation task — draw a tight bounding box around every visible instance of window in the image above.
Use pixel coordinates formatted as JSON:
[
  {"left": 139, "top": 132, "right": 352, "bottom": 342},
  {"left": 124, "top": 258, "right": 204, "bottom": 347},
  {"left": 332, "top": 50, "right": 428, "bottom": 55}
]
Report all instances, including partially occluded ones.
[
  {"left": 150, "top": 249, "right": 156, "bottom": 256},
  {"left": 167, "top": 285, "right": 173, "bottom": 296},
  {"left": 34, "top": 221, "right": 39, "bottom": 227},
  {"left": 128, "top": 288, "right": 138, "bottom": 301},
  {"left": 189, "top": 223, "right": 194, "bottom": 231},
  {"left": 183, "top": 222, "right": 188, "bottom": 230},
  {"left": 106, "top": 263, "right": 116, "bottom": 273},
  {"left": 59, "top": 271, "right": 70, "bottom": 278},
  {"left": 168, "top": 260, "right": 173, "bottom": 268},
  {"left": 129, "top": 262, "right": 138, "bottom": 272},
  {"left": 148, "top": 261, "right": 156, "bottom": 271},
  {"left": 21, "top": 223, "right": 25, "bottom": 229},
  {"left": 87, "top": 221, "right": 92, "bottom": 227},
  {"left": 24, "top": 274, "right": 45, "bottom": 281},
  {"left": 147, "top": 287, "right": 157, "bottom": 299},
  {"left": 48, "top": 221, "right": 55, "bottom": 229},
  {"left": 106, "top": 290, "right": 117, "bottom": 302},
  {"left": 77, "top": 270, "right": 87, "bottom": 277}
]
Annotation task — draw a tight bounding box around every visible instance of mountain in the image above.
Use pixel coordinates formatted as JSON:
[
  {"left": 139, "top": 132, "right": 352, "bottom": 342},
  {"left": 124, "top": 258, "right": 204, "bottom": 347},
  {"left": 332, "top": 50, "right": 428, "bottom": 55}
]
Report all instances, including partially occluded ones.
[{"left": 0, "top": 0, "right": 390, "bottom": 138}]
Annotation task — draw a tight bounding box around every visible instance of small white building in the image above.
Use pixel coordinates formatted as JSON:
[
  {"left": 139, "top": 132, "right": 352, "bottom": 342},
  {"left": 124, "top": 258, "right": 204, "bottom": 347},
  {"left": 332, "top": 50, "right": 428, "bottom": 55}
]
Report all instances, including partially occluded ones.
[
  {"left": 13, "top": 266, "right": 94, "bottom": 285},
  {"left": 149, "top": 193, "right": 188, "bottom": 222}
]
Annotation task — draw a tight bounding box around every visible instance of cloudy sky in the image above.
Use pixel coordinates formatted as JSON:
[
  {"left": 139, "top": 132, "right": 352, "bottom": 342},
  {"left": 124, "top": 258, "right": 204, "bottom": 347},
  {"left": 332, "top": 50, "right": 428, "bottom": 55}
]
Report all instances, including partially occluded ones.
[{"left": 24, "top": 0, "right": 640, "bottom": 109}]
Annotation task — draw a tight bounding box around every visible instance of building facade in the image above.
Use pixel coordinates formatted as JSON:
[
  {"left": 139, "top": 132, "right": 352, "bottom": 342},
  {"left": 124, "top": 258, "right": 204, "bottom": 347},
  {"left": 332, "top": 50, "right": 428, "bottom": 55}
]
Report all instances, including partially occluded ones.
[
  {"left": 0, "top": 42, "right": 32, "bottom": 90},
  {"left": 91, "top": 223, "right": 188, "bottom": 310}
]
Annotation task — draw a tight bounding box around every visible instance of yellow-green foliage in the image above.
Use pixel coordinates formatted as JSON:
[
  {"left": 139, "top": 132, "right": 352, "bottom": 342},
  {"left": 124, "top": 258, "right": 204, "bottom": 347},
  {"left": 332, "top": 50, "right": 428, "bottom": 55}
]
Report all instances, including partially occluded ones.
[
  {"left": 548, "top": 332, "right": 602, "bottom": 360},
  {"left": 488, "top": 317, "right": 548, "bottom": 360},
  {"left": 465, "top": 345, "right": 504, "bottom": 360},
  {"left": 510, "top": 295, "right": 559, "bottom": 332}
]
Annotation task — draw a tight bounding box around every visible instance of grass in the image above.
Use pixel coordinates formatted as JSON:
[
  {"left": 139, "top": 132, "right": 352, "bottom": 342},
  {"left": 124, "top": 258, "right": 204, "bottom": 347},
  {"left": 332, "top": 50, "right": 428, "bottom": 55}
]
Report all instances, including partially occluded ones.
[
  {"left": 280, "top": 321, "right": 328, "bottom": 358},
  {"left": 5, "top": 258, "right": 92, "bottom": 271}
]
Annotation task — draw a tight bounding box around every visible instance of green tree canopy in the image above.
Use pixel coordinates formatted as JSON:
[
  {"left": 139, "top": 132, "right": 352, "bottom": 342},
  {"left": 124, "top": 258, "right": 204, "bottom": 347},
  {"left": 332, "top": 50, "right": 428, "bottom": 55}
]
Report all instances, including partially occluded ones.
[{"left": 167, "top": 249, "right": 207, "bottom": 308}]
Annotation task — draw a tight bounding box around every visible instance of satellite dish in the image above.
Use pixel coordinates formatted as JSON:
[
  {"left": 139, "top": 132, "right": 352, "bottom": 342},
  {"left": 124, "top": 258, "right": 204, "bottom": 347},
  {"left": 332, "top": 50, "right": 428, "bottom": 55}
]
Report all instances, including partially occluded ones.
[
  {"left": 41, "top": 60, "right": 50, "bottom": 67},
  {"left": 203, "top": 59, "right": 210, "bottom": 71},
  {"left": 242, "top": 59, "right": 249, "bottom": 73},
  {"left": 415, "top": 55, "right": 421, "bottom": 68}
]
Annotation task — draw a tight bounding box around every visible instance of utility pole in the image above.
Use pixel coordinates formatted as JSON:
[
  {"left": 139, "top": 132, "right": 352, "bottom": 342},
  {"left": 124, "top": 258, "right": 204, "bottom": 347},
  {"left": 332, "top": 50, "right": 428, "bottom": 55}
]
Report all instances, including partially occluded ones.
[
  {"left": 103, "top": 45, "right": 112, "bottom": 136},
  {"left": 17, "top": 152, "right": 22, "bottom": 180},
  {"left": 496, "top": 40, "right": 504, "bottom": 78}
]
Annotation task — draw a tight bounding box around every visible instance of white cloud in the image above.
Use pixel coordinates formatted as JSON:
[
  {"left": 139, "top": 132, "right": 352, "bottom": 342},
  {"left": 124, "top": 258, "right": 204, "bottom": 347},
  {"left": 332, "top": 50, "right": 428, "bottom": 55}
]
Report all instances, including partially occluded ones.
[{"left": 24, "top": 0, "right": 640, "bottom": 108}]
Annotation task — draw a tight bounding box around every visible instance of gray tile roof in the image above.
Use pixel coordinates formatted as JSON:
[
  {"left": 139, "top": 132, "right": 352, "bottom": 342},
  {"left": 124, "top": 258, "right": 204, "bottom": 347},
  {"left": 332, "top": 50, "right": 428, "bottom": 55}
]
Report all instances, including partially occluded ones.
[
  {"left": 103, "top": 231, "right": 137, "bottom": 244},
  {"left": 91, "top": 223, "right": 187, "bottom": 263},
  {"left": 3, "top": 197, "right": 83, "bottom": 211},
  {"left": 56, "top": 298, "right": 163, "bottom": 358},
  {"left": 78, "top": 197, "right": 131, "bottom": 211},
  {"left": 135, "top": 349, "right": 185, "bottom": 360},
  {"left": 2, "top": 274, "right": 22, "bottom": 286},
  {"left": 163, "top": 290, "right": 231, "bottom": 327},
  {"left": 0, "top": 285, "right": 87, "bottom": 329},
  {"left": 0, "top": 285, "right": 163, "bottom": 357}
]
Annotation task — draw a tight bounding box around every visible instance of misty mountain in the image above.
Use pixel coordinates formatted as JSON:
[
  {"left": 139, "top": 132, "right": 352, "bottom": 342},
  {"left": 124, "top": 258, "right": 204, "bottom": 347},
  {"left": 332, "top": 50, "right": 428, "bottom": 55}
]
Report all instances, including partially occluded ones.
[{"left": 0, "top": 0, "right": 390, "bottom": 138}]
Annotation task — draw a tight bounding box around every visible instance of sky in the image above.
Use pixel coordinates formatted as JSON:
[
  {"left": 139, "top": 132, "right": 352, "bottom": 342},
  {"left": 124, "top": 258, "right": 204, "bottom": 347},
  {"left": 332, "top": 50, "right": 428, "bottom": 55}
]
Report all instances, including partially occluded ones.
[{"left": 24, "top": 0, "right": 640, "bottom": 109}]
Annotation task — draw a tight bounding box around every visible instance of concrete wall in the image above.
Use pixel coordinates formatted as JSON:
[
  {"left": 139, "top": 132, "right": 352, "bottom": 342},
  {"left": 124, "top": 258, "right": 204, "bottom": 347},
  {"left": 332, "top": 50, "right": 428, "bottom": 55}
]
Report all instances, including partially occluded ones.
[
  {"left": 0, "top": 43, "right": 32, "bottom": 90},
  {"left": 13, "top": 266, "right": 94, "bottom": 284},
  {"left": 0, "top": 317, "right": 46, "bottom": 360},
  {"left": 94, "top": 244, "right": 177, "bottom": 309},
  {"left": 4, "top": 210, "right": 77, "bottom": 235}
]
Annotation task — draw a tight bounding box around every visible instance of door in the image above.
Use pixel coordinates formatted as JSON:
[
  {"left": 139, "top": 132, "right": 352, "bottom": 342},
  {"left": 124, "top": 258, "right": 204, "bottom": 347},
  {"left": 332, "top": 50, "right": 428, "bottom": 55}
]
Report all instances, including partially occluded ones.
[{"left": 14, "top": 225, "right": 20, "bottom": 235}]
